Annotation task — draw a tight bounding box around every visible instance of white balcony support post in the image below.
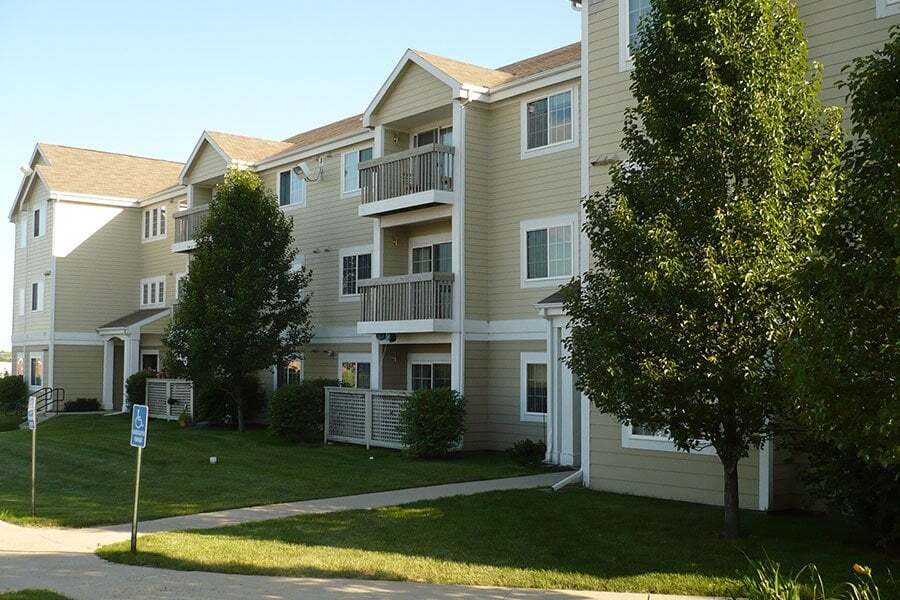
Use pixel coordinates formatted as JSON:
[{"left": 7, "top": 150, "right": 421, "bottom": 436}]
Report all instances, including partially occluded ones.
[
  {"left": 451, "top": 100, "right": 466, "bottom": 392},
  {"left": 545, "top": 319, "right": 557, "bottom": 463},
  {"left": 373, "top": 125, "right": 385, "bottom": 158},
  {"left": 101, "top": 338, "right": 115, "bottom": 410},
  {"left": 122, "top": 334, "right": 141, "bottom": 411},
  {"left": 370, "top": 340, "right": 382, "bottom": 391},
  {"left": 450, "top": 332, "right": 464, "bottom": 393}
]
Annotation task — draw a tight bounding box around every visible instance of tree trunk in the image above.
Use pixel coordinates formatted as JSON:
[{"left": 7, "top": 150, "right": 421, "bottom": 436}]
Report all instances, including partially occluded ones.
[
  {"left": 721, "top": 457, "right": 741, "bottom": 539},
  {"left": 236, "top": 402, "right": 245, "bottom": 432}
]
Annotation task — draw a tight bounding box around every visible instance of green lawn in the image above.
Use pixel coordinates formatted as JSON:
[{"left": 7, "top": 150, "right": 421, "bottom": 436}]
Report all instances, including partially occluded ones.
[
  {"left": 99, "top": 487, "right": 898, "bottom": 597},
  {"left": 0, "top": 592, "right": 72, "bottom": 600},
  {"left": 0, "top": 415, "right": 540, "bottom": 527}
]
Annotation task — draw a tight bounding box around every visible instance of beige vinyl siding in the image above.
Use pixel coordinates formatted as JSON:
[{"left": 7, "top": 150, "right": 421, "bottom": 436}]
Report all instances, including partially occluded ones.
[
  {"left": 383, "top": 129, "right": 410, "bottom": 155},
  {"left": 140, "top": 195, "right": 189, "bottom": 309},
  {"left": 370, "top": 63, "right": 453, "bottom": 126},
  {"left": 464, "top": 340, "right": 546, "bottom": 451},
  {"left": 185, "top": 141, "right": 228, "bottom": 184},
  {"left": 589, "top": 410, "right": 760, "bottom": 509},
  {"left": 463, "top": 102, "right": 492, "bottom": 321},
  {"left": 303, "top": 343, "right": 371, "bottom": 381},
  {"left": 382, "top": 219, "right": 452, "bottom": 277},
  {"left": 12, "top": 179, "right": 53, "bottom": 338},
  {"left": 53, "top": 344, "right": 103, "bottom": 401},
  {"left": 800, "top": 0, "right": 900, "bottom": 127},
  {"left": 471, "top": 81, "right": 582, "bottom": 321},
  {"left": 257, "top": 141, "right": 374, "bottom": 331},
  {"left": 54, "top": 203, "right": 142, "bottom": 331}
]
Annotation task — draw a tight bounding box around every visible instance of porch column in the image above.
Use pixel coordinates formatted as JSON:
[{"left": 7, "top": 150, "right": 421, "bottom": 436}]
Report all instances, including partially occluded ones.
[
  {"left": 558, "top": 327, "right": 577, "bottom": 466},
  {"left": 122, "top": 334, "right": 141, "bottom": 410},
  {"left": 545, "top": 320, "right": 558, "bottom": 464},
  {"left": 370, "top": 340, "right": 382, "bottom": 390},
  {"left": 450, "top": 332, "right": 464, "bottom": 393},
  {"left": 101, "top": 338, "right": 115, "bottom": 410}
]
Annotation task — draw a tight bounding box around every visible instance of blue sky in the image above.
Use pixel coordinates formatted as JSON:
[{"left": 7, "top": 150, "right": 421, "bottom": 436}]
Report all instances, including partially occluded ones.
[{"left": 0, "top": 0, "right": 581, "bottom": 350}]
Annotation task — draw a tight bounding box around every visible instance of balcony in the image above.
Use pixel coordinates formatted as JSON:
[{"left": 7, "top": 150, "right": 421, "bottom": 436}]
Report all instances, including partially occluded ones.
[
  {"left": 357, "top": 272, "right": 455, "bottom": 334},
  {"left": 358, "top": 144, "right": 455, "bottom": 218},
  {"left": 172, "top": 205, "right": 209, "bottom": 253}
]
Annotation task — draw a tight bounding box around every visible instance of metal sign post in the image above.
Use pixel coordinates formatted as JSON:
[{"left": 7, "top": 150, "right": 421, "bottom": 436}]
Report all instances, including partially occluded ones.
[
  {"left": 27, "top": 396, "right": 37, "bottom": 517},
  {"left": 129, "top": 404, "right": 149, "bottom": 553}
]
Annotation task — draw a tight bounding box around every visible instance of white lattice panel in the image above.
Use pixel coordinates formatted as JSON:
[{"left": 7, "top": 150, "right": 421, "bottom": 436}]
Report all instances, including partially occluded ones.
[
  {"left": 371, "top": 393, "right": 405, "bottom": 448},
  {"left": 146, "top": 380, "right": 170, "bottom": 419},
  {"left": 327, "top": 390, "right": 366, "bottom": 443},
  {"left": 145, "top": 379, "right": 193, "bottom": 421}
]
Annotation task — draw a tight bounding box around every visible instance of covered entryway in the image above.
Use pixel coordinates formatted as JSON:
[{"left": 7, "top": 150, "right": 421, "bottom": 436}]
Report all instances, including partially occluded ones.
[{"left": 97, "top": 308, "right": 171, "bottom": 411}]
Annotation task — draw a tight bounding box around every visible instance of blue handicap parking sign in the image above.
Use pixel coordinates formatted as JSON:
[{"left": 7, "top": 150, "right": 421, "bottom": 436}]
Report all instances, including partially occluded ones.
[{"left": 130, "top": 404, "right": 149, "bottom": 448}]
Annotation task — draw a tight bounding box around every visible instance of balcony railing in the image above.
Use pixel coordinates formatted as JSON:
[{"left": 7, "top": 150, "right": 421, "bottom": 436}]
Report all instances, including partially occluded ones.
[
  {"left": 173, "top": 205, "right": 209, "bottom": 246},
  {"left": 359, "top": 143, "right": 454, "bottom": 205},
  {"left": 358, "top": 272, "right": 454, "bottom": 323}
]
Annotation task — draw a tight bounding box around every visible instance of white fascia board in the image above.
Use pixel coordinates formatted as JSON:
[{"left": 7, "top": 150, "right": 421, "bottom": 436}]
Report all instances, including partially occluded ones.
[
  {"left": 49, "top": 191, "right": 141, "bottom": 208},
  {"left": 178, "top": 131, "right": 232, "bottom": 185},
  {"left": 357, "top": 189, "right": 455, "bottom": 218},
  {"left": 139, "top": 185, "right": 187, "bottom": 207},
  {"left": 253, "top": 131, "right": 374, "bottom": 172},
  {"left": 8, "top": 171, "right": 36, "bottom": 222},
  {"left": 363, "top": 49, "right": 461, "bottom": 127},
  {"left": 484, "top": 65, "right": 581, "bottom": 104}
]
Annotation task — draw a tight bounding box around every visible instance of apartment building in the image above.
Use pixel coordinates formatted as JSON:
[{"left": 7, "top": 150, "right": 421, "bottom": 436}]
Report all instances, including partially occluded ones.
[{"left": 8, "top": 0, "right": 897, "bottom": 510}]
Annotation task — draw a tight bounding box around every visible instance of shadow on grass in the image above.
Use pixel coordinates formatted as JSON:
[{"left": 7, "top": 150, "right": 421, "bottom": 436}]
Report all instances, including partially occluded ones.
[{"left": 98, "top": 487, "right": 900, "bottom": 596}]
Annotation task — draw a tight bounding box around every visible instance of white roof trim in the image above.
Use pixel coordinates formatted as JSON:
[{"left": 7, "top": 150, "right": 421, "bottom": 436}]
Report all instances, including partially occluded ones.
[
  {"left": 7, "top": 144, "right": 47, "bottom": 221},
  {"left": 140, "top": 184, "right": 187, "bottom": 206},
  {"left": 178, "top": 131, "right": 232, "bottom": 185},
  {"left": 97, "top": 307, "right": 172, "bottom": 336},
  {"left": 363, "top": 50, "right": 461, "bottom": 128},
  {"left": 50, "top": 191, "right": 142, "bottom": 208},
  {"left": 253, "top": 130, "right": 374, "bottom": 171}
]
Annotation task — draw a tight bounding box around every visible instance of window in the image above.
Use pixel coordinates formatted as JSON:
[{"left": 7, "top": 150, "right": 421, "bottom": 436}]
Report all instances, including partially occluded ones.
[
  {"left": 18, "top": 216, "right": 27, "bottom": 248},
  {"left": 413, "top": 126, "right": 453, "bottom": 147},
  {"left": 142, "top": 207, "right": 167, "bottom": 241},
  {"left": 278, "top": 169, "right": 306, "bottom": 208},
  {"left": 15, "top": 356, "right": 25, "bottom": 377},
  {"left": 140, "top": 351, "right": 159, "bottom": 372},
  {"left": 522, "top": 89, "right": 575, "bottom": 158},
  {"left": 408, "top": 355, "right": 452, "bottom": 391},
  {"left": 30, "top": 281, "right": 44, "bottom": 312},
  {"left": 342, "top": 147, "right": 373, "bottom": 195},
  {"left": 276, "top": 358, "right": 304, "bottom": 388},
  {"left": 140, "top": 276, "right": 166, "bottom": 308},
  {"left": 339, "top": 353, "right": 371, "bottom": 389},
  {"left": 621, "top": 424, "right": 717, "bottom": 455},
  {"left": 520, "top": 352, "right": 548, "bottom": 422},
  {"left": 877, "top": 0, "right": 900, "bottom": 18},
  {"left": 619, "top": 0, "right": 652, "bottom": 71},
  {"left": 520, "top": 214, "right": 577, "bottom": 288},
  {"left": 29, "top": 353, "right": 43, "bottom": 388},
  {"left": 339, "top": 246, "right": 373, "bottom": 298},
  {"left": 411, "top": 241, "right": 452, "bottom": 274},
  {"left": 32, "top": 206, "right": 44, "bottom": 238},
  {"left": 17, "top": 288, "right": 25, "bottom": 316},
  {"left": 175, "top": 272, "right": 187, "bottom": 303}
]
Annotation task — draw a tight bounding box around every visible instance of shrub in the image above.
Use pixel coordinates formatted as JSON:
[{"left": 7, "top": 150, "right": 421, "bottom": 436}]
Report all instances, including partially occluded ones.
[
  {"left": 508, "top": 439, "right": 546, "bottom": 466},
  {"left": 125, "top": 371, "right": 153, "bottom": 406},
  {"left": 743, "top": 557, "right": 885, "bottom": 600},
  {"left": 195, "top": 374, "right": 264, "bottom": 427},
  {"left": 64, "top": 398, "right": 101, "bottom": 412},
  {"left": 399, "top": 388, "right": 465, "bottom": 459},
  {"left": 0, "top": 376, "right": 28, "bottom": 411},
  {"left": 268, "top": 378, "right": 339, "bottom": 442}
]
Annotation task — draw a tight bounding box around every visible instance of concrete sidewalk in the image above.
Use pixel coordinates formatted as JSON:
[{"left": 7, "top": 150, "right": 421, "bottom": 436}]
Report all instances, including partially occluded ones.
[{"left": 0, "top": 472, "right": 726, "bottom": 600}]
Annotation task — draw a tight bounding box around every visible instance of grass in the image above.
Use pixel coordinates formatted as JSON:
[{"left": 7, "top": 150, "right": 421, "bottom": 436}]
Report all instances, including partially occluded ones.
[
  {"left": 0, "top": 592, "right": 72, "bottom": 600},
  {"left": 0, "top": 414, "right": 540, "bottom": 527},
  {"left": 99, "top": 487, "right": 899, "bottom": 597}
]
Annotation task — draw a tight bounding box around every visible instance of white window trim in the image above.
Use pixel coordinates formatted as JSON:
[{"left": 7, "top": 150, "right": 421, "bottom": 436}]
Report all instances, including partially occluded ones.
[
  {"left": 142, "top": 206, "right": 167, "bottom": 242},
  {"left": 520, "top": 351, "right": 549, "bottom": 423},
  {"left": 274, "top": 357, "right": 305, "bottom": 389},
  {"left": 341, "top": 146, "right": 373, "bottom": 198},
  {"left": 277, "top": 168, "right": 307, "bottom": 210},
  {"left": 337, "top": 352, "right": 372, "bottom": 388},
  {"left": 140, "top": 276, "right": 167, "bottom": 308},
  {"left": 32, "top": 201, "right": 47, "bottom": 239},
  {"left": 30, "top": 280, "right": 44, "bottom": 313},
  {"left": 29, "top": 352, "right": 44, "bottom": 389},
  {"left": 408, "top": 234, "right": 452, "bottom": 273},
  {"left": 17, "top": 288, "right": 25, "bottom": 317},
  {"left": 338, "top": 244, "right": 373, "bottom": 301},
  {"left": 618, "top": 0, "right": 635, "bottom": 72},
  {"left": 406, "top": 353, "right": 452, "bottom": 391},
  {"left": 621, "top": 424, "right": 718, "bottom": 456},
  {"left": 520, "top": 213, "right": 579, "bottom": 289},
  {"left": 140, "top": 350, "right": 160, "bottom": 371},
  {"left": 520, "top": 86, "right": 579, "bottom": 160},
  {"left": 877, "top": 0, "right": 900, "bottom": 18}
]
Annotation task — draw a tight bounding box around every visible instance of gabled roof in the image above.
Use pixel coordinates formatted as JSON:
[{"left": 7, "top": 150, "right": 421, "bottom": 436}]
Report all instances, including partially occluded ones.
[
  {"left": 281, "top": 114, "right": 366, "bottom": 150},
  {"left": 8, "top": 143, "right": 184, "bottom": 221},
  {"left": 98, "top": 308, "right": 170, "bottom": 331},
  {"left": 206, "top": 131, "right": 293, "bottom": 164},
  {"left": 364, "top": 42, "right": 581, "bottom": 126},
  {"left": 35, "top": 144, "right": 183, "bottom": 199}
]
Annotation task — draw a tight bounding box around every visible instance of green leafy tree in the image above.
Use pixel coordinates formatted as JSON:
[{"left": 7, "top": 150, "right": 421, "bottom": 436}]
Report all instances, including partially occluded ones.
[
  {"left": 781, "top": 28, "right": 899, "bottom": 547},
  {"left": 564, "top": 0, "right": 843, "bottom": 538},
  {"left": 165, "top": 169, "right": 312, "bottom": 431}
]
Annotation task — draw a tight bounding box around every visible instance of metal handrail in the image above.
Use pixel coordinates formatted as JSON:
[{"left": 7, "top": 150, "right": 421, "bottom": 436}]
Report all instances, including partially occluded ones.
[{"left": 31, "top": 387, "right": 66, "bottom": 413}]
